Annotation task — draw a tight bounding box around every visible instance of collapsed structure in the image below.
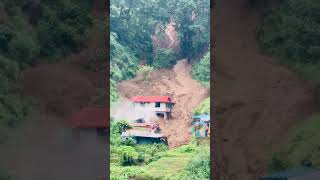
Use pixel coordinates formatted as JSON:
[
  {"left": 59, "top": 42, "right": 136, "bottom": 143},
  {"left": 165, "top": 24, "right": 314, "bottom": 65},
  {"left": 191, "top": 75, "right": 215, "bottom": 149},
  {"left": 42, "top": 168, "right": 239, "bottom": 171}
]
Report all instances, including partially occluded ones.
[{"left": 120, "top": 96, "right": 175, "bottom": 145}]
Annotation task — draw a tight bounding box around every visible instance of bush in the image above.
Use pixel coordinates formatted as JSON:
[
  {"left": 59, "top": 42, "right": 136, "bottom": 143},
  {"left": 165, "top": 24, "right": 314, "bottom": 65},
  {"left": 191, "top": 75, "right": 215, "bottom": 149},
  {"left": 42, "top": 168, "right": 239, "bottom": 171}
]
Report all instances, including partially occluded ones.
[
  {"left": 153, "top": 48, "right": 177, "bottom": 68},
  {"left": 118, "top": 146, "right": 139, "bottom": 166},
  {"left": 8, "top": 33, "right": 39, "bottom": 66},
  {"left": 267, "top": 154, "right": 292, "bottom": 173},
  {"left": 181, "top": 150, "right": 210, "bottom": 180}
]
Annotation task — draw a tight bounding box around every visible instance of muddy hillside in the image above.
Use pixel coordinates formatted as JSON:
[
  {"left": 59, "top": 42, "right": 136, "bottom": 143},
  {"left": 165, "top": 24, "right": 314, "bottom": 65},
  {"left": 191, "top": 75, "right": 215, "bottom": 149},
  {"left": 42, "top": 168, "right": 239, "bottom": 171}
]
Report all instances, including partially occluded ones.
[
  {"left": 0, "top": 1, "right": 107, "bottom": 180},
  {"left": 118, "top": 60, "right": 209, "bottom": 148},
  {"left": 214, "top": 0, "right": 317, "bottom": 179}
]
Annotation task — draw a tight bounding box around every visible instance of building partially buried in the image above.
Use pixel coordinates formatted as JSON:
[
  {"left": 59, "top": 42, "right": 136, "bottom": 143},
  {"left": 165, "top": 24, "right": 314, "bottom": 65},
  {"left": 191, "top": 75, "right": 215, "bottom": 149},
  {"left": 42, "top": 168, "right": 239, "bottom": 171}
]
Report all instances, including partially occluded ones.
[{"left": 131, "top": 96, "right": 175, "bottom": 120}]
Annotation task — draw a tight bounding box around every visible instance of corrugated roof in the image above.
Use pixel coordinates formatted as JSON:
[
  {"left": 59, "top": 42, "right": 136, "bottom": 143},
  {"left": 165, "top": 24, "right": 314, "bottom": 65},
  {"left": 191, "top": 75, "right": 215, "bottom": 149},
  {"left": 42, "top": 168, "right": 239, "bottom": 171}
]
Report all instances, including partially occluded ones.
[
  {"left": 192, "top": 114, "right": 210, "bottom": 122},
  {"left": 67, "top": 107, "right": 108, "bottom": 128},
  {"left": 131, "top": 96, "right": 174, "bottom": 103}
]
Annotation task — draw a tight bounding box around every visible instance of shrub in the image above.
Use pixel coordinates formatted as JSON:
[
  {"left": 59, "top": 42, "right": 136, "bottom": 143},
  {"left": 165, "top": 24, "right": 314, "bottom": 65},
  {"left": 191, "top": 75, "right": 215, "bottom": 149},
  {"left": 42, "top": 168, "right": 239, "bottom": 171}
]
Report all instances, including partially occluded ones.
[
  {"left": 267, "top": 153, "right": 292, "bottom": 173},
  {"left": 182, "top": 150, "right": 210, "bottom": 180},
  {"left": 118, "top": 146, "right": 139, "bottom": 166},
  {"left": 8, "top": 33, "right": 39, "bottom": 66}
]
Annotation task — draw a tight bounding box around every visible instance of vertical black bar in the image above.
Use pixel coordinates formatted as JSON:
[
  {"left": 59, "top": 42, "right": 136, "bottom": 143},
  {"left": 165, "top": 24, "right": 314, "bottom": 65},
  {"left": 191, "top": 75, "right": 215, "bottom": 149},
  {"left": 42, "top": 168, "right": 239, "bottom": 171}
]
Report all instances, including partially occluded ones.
[{"left": 106, "top": 0, "right": 110, "bottom": 180}]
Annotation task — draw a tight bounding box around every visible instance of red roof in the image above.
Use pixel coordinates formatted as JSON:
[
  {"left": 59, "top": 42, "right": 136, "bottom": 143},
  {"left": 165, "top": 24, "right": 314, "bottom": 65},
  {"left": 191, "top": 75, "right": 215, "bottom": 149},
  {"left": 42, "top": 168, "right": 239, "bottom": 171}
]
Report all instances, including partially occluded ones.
[
  {"left": 131, "top": 96, "right": 174, "bottom": 103},
  {"left": 67, "top": 107, "right": 108, "bottom": 128}
]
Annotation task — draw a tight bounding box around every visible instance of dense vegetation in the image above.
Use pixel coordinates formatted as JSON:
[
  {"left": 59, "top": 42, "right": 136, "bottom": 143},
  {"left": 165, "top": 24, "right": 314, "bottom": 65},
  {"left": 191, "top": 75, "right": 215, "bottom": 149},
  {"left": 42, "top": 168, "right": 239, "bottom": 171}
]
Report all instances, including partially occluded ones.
[
  {"left": 0, "top": 1, "right": 93, "bottom": 139},
  {"left": 110, "top": 120, "right": 210, "bottom": 180},
  {"left": 192, "top": 51, "right": 210, "bottom": 86},
  {"left": 110, "top": 0, "right": 210, "bottom": 102},
  {"left": 259, "top": 0, "right": 320, "bottom": 84}
]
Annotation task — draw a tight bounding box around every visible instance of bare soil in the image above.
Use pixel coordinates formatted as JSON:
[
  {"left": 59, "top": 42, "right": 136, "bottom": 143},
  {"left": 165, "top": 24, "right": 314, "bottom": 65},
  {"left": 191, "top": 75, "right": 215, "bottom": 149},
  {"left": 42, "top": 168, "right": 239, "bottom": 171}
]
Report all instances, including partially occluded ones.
[
  {"left": 0, "top": 1, "right": 107, "bottom": 179},
  {"left": 118, "top": 60, "right": 209, "bottom": 148},
  {"left": 214, "top": 0, "right": 317, "bottom": 179}
]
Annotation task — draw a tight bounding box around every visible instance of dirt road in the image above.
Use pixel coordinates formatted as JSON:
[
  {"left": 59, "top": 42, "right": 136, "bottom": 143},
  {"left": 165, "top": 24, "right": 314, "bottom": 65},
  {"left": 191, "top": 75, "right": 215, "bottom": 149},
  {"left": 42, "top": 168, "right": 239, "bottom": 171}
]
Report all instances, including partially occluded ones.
[
  {"left": 0, "top": 1, "right": 107, "bottom": 179},
  {"left": 118, "top": 60, "right": 209, "bottom": 148},
  {"left": 214, "top": 0, "right": 316, "bottom": 179}
]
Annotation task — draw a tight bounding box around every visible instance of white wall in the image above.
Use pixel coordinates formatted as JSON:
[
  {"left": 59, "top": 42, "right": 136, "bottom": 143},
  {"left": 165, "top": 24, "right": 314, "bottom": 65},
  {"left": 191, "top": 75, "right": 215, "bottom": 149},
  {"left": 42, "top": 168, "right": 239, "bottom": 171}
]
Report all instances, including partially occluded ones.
[{"left": 133, "top": 102, "right": 171, "bottom": 112}]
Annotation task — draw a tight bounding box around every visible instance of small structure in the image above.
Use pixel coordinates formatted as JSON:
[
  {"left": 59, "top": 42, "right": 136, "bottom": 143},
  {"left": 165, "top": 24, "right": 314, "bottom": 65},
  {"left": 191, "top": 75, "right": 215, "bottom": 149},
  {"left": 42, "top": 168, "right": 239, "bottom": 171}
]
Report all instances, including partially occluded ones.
[
  {"left": 122, "top": 130, "right": 167, "bottom": 145},
  {"left": 67, "top": 107, "right": 108, "bottom": 136},
  {"left": 121, "top": 121, "right": 167, "bottom": 145},
  {"left": 191, "top": 114, "right": 210, "bottom": 138},
  {"left": 131, "top": 96, "right": 175, "bottom": 120}
]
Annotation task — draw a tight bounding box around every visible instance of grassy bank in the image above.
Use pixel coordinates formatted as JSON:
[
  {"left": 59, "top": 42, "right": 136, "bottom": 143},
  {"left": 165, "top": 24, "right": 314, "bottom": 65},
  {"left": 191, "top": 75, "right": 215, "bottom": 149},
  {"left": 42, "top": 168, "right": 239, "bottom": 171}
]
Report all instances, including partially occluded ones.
[
  {"left": 110, "top": 120, "right": 210, "bottom": 180},
  {"left": 268, "top": 114, "right": 320, "bottom": 172}
]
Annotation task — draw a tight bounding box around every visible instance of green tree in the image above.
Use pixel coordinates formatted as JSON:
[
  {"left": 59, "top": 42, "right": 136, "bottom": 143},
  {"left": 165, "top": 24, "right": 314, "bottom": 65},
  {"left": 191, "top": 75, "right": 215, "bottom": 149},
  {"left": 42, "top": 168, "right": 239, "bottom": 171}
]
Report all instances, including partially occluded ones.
[
  {"left": 153, "top": 48, "right": 177, "bottom": 68},
  {"left": 192, "top": 51, "right": 210, "bottom": 86}
]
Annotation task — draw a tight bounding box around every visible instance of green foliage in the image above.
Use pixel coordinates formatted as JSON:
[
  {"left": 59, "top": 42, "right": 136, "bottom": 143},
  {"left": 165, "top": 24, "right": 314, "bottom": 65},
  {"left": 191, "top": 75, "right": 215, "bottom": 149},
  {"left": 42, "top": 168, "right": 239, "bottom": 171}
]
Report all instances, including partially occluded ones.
[
  {"left": 110, "top": 32, "right": 139, "bottom": 102},
  {"left": 193, "top": 98, "right": 210, "bottom": 115},
  {"left": 1, "top": 0, "right": 92, "bottom": 64},
  {"left": 0, "top": 1, "right": 93, "bottom": 139},
  {"left": 118, "top": 146, "right": 139, "bottom": 166},
  {"left": 181, "top": 150, "right": 210, "bottom": 180},
  {"left": 192, "top": 51, "right": 210, "bottom": 86},
  {"left": 259, "top": 0, "right": 320, "bottom": 65},
  {"left": 169, "top": 0, "right": 210, "bottom": 59},
  {"left": 153, "top": 48, "right": 177, "bottom": 68},
  {"left": 270, "top": 114, "right": 320, "bottom": 171},
  {"left": 267, "top": 153, "right": 292, "bottom": 173},
  {"left": 137, "top": 65, "right": 153, "bottom": 81},
  {"left": 0, "top": 56, "right": 28, "bottom": 141}
]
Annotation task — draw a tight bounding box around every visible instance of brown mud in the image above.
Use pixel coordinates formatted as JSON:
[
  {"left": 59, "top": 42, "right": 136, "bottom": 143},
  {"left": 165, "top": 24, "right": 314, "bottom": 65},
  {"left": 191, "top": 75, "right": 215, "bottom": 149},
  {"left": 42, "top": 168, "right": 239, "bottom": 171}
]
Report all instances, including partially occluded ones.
[
  {"left": 214, "top": 0, "right": 317, "bottom": 179},
  {"left": 118, "top": 60, "right": 209, "bottom": 148}
]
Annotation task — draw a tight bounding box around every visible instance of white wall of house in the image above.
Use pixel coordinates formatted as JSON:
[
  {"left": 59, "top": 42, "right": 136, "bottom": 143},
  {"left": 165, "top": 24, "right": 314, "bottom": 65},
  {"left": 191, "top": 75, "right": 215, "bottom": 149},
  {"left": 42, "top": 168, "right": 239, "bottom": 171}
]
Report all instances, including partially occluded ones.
[{"left": 133, "top": 102, "right": 172, "bottom": 112}]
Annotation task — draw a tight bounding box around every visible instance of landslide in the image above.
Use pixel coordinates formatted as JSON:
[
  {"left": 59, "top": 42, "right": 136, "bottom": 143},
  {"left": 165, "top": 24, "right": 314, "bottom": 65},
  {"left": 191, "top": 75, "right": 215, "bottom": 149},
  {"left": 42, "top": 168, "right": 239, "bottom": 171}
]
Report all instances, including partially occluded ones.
[
  {"left": 0, "top": 1, "right": 107, "bottom": 180},
  {"left": 214, "top": 0, "right": 317, "bottom": 179},
  {"left": 118, "top": 59, "right": 209, "bottom": 148}
]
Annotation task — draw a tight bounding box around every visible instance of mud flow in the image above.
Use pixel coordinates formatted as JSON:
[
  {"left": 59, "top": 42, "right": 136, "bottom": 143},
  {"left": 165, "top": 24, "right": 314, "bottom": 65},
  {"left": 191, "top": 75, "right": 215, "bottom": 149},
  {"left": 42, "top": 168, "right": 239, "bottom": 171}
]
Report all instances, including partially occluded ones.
[
  {"left": 214, "top": 0, "right": 316, "bottom": 179},
  {"left": 118, "top": 60, "right": 209, "bottom": 148}
]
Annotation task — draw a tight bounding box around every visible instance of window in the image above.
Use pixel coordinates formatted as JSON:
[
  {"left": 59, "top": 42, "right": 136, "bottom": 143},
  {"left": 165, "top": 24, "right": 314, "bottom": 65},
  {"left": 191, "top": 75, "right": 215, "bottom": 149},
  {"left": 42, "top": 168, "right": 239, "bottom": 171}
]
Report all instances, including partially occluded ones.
[
  {"left": 140, "top": 102, "right": 145, "bottom": 107},
  {"left": 155, "top": 102, "right": 160, "bottom": 108}
]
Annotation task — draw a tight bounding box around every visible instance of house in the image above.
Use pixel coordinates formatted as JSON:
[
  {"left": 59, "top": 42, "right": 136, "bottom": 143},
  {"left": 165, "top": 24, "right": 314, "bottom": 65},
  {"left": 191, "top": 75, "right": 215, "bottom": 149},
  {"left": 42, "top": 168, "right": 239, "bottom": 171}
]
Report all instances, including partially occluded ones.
[
  {"left": 66, "top": 107, "right": 108, "bottom": 136},
  {"left": 131, "top": 96, "right": 175, "bottom": 120}
]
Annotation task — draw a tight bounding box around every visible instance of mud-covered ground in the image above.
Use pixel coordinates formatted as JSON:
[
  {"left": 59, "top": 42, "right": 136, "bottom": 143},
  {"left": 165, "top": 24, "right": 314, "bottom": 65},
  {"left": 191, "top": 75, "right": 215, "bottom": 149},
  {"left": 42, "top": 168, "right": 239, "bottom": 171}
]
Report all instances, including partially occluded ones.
[
  {"left": 118, "top": 60, "right": 209, "bottom": 148},
  {"left": 214, "top": 0, "right": 317, "bottom": 179}
]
